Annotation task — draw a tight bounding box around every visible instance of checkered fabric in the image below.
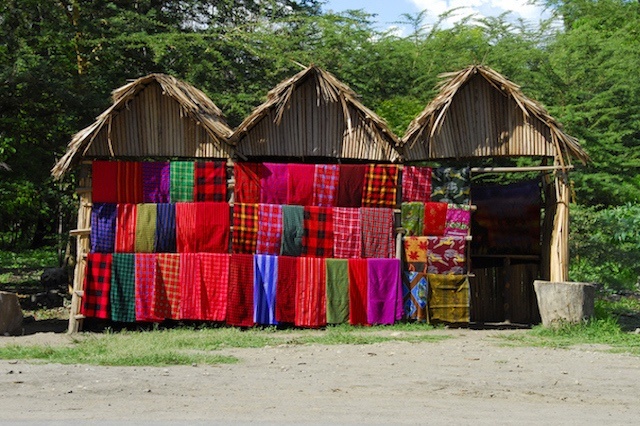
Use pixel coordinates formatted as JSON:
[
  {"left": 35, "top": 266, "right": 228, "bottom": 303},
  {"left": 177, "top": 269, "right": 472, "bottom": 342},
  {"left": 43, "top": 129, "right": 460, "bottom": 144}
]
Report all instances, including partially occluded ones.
[
  {"left": 362, "top": 164, "right": 398, "bottom": 208},
  {"left": 256, "top": 204, "right": 283, "bottom": 255},
  {"left": 302, "top": 206, "right": 334, "bottom": 258},
  {"left": 361, "top": 207, "right": 394, "bottom": 258},
  {"left": 232, "top": 203, "right": 258, "bottom": 254},
  {"left": 201, "top": 253, "right": 230, "bottom": 322},
  {"left": 402, "top": 166, "right": 432, "bottom": 202},
  {"left": 275, "top": 256, "right": 298, "bottom": 323},
  {"left": 427, "top": 236, "right": 466, "bottom": 275},
  {"left": 175, "top": 202, "right": 197, "bottom": 253},
  {"left": 135, "top": 253, "right": 161, "bottom": 322},
  {"left": 90, "top": 203, "right": 117, "bottom": 253},
  {"left": 427, "top": 274, "right": 470, "bottom": 324},
  {"left": 170, "top": 161, "right": 194, "bottom": 202},
  {"left": 294, "top": 256, "right": 327, "bottom": 328},
  {"left": 227, "top": 253, "right": 255, "bottom": 327},
  {"left": 332, "top": 207, "right": 361, "bottom": 259},
  {"left": 82, "top": 253, "right": 112, "bottom": 319},
  {"left": 424, "top": 202, "right": 448, "bottom": 236},
  {"left": 234, "top": 163, "right": 262, "bottom": 204},
  {"left": 110, "top": 253, "right": 136, "bottom": 322},
  {"left": 115, "top": 204, "right": 137, "bottom": 253},
  {"left": 92, "top": 161, "right": 118, "bottom": 203},
  {"left": 142, "top": 162, "right": 170, "bottom": 203},
  {"left": 153, "top": 253, "right": 181, "bottom": 320},
  {"left": 179, "top": 253, "right": 203, "bottom": 320},
  {"left": 312, "top": 164, "right": 339, "bottom": 207},
  {"left": 195, "top": 161, "right": 227, "bottom": 202},
  {"left": 117, "top": 162, "right": 143, "bottom": 204}
]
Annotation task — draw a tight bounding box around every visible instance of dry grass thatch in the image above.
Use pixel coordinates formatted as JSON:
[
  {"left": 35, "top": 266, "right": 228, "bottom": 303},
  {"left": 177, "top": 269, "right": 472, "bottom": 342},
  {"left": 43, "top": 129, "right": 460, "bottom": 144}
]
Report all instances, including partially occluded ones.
[{"left": 52, "top": 73, "right": 234, "bottom": 179}]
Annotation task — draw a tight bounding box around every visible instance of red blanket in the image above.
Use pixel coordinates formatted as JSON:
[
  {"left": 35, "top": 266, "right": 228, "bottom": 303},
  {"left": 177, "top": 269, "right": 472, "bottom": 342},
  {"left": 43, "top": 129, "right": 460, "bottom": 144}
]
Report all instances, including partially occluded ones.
[
  {"left": 195, "top": 161, "right": 227, "bottom": 202},
  {"left": 402, "top": 166, "right": 432, "bottom": 202},
  {"left": 153, "top": 253, "right": 181, "bottom": 319},
  {"left": 196, "top": 202, "right": 230, "bottom": 252},
  {"left": 179, "top": 253, "right": 202, "bottom": 320},
  {"left": 361, "top": 208, "right": 394, "bottom": 258},
  {"left": 92, "top": 161, "right": 118, "bottom": 203},
  {"left": 424, "top": 202, "right": 448, "bottom": 236},
  {"left": 201, "top": 253, "right": 230, "bottom": 322},
  {"left": 175, "top": 202, "right": 197, "bottom": 253},
  {"left": 115, "top": 204, "right": 137, "bottom": 253},
  {"left": 117, "top": 161, "right": 143, "bottom": 203},
  {"left": 275, "top": 256, "right": 298, "bottom": 323},
  {"left": 336, "top": 164, "right": 365, "bottom": 207},
  {"left": 82, "top": 253, "right": 112, "bottom": 319},
  {"left": 348, "top": 258, "right": 368, "bottom": 326},
  {"left": 302, "top": 206, "right": 334, "bottom": 258},
  {"left": 295, "top": 257, "right": 326, "bottom": 328},
  {"left": 227, "top": 254, "right": 254, "bottom": 327},
  {"left": 232, "top": 203, "right": 258, "bottom": 254},
  {"left": 332, "top": 207, "right": 362, "bottom": 259},
  {"left": 234, "top": 163, "right": 263, "bottom": 203},
  {"left": 287, "top": 164, "right": 315, "bottom": 206},
  {"left": 260, "top": 163, "right": 289, "bottom": 204},
  {"left": 135, "top": 253, "right": 162, "bottom": 322},
  {"left": 362, "top": 164, "right": 398, "bottom": 208}
]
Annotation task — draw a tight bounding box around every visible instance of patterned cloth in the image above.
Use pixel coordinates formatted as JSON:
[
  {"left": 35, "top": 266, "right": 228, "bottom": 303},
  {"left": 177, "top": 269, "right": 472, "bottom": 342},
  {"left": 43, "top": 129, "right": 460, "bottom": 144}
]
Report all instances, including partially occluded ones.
[
  {"left": 401, "top": 202, "right": 425, "bottom": 236},
  {"left": 260, "top": 163, "right": 289, "bottom": 205},
  {"left": 275, "top": 256, "right": 298, "bottom": 323},
  {"left": 347, "top": 258, "right": 368, "bottom": 326},
  {"left": 362, "top": 164, "right": 398, "bottom": 208},
  {"left": 195, "top": 202, "right": 229, "bottom": 253},
  {"left": 227, "top": 254, "right": 255, "bottom": 327},
  {"left": 402, "top": 271, "right": 428, "bottom": 322},
  {"left": 179, "top": 253, "right": 202, "bottom": 320},
  {"left": 295, "top": 257, "right": 327, "bottom": 328},
  {"left": 92, "top": 161, "right": 118, "bottom": 203},
  {"left": 403, "top": 236, "right": 429, "bottom": 264},
  {"left": 367, "top": 258, "right": 402, "bottom": 325},
  {"left": 135, "top": 203, "right": 157, "bottom": 253},
  {"left": 200, "top": 253, "right": 230, "bottom": 322},
  {"left": 427, "top": 236, "right": 466, "bottom": 275},
  {"left": 361, "top": 208, "right": 394, "bottom": 258},
  {"left": 281, "top": 205, "right": 304, "bottom": 256},
  {"left": 256, "top": 204, "right": 283, "bottom": 255},
  {"left": 170, "top": 161, "right": 194, "bottom": 202},
  {"left": 336, "top": 164, "right": 365, "bottom": 207},
  {"left": 110, "top": 253, "right": 136, "bottom": 322},
  {"left": 253, "top": 254, "right": 279, "bottom": 325},
  {"left": 302, "top": 206, "right": 334, "bottom": 258},
  {"left": 175, "top": 202, "right": 197, "bottom": 253},
  {"left": 402, "top": 165, "right": 432, "bottom": 202},
  {"left": 117, "top": 162, "right": 143, "bottom": 204},
  {"left": 424, "top": 202, "right": 448, "bottom": 236},
  {"left": 90, "top": 203, "right": 117, "bottom": 253},
  {"left": 135, "top": 253, "right": 161, "bottom": 322},
  {"left": 427, "top": 274, "right": 470, "bottom": 323},
  {"left": 430, "top": 167, "right": 470, "bottom": 205},
  {"left": 332, "top": 208, "right": 362, "bottom": 259},
  {"left": 287, "top": 164, "right": 315, "bottom": 206},
  {"left": 142, "top": 162, "right": 170, "bottom": 203},
  {"left": 232, "top": 203, "right": 258, "bottom": 254},
  {"left": 154, "top": 253, "right": 181, "bottom": 319},
  {"left": 444, "top": 204, "right": 471, "bottom": 237},
  {"left": 234, "top": 162, "right": 262, "bottom": 204},
  {"left": 325, "top": 259, "right": 349, "bottom": 324},
  {"left": 313, "top": 164, "right": 339, "bottom": 207},
  {"left": 155, "top": 203, "right": 176, "bottom": 253},
  {"left": 194, "top": 161, "right": 227, "bottom": 202},
  {"left": 115, "top": 204, "right": 137, "bottom": 253},
  {"left": 82, "top": 253, "right": 112, "bottom": 319}
]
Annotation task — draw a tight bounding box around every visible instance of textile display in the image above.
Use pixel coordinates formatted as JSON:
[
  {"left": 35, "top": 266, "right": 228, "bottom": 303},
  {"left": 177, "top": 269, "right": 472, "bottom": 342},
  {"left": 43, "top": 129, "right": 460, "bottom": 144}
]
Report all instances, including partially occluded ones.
[
  {"left": 115, "top": 204, "right": 137, "bottom": 253},
  {"left": 256, "top": 204, "right": 283, "bottom": 255},
  {"left": 295, "top": 257, "right": 326, "bottom": 328},
  {"left": 253, "top": 254, "right": 279, "bottom": 325},
  {"left": 444, "top": 204, "right": 471, "bottom": 237},
  {"left": 117, "top": 161, "right": 143, "bottom": 204},
  {"left": 332, "top": 207, "right": 362, "bottom": 259},
  {"left": 275, "top": 256, "right": 298, "bottom": 323},
  {"left": 110, "top": 253, "right": 136, "bottom": 322},
  {"left": 227, "top": 254, "right": 255, "bottom": 327},
  {"left": 427, "top": 236, "right": 466, "bottom": 275},
  {"left": 401, "top": 202, "right": 424, "bottom": 236},
  {"left": 170, "top": 161, "right": 194, "bottom": 202},
  {"left": 347, "top": 258, "right": 368, "bottom": 326},
  {"left": 313, "top": 164, "right": 340, "bottom": 207},
  {"left": 134, "top": 203, "right": 157, "bottom": 253},
  {"left": 325, "top": 259, "right": 349, "bottom": 324},
  {"left": 82, "top": 253, "right": 112, "bottom": 319},
  {"left": 92, "top": 161, "right": 118, "bottom": 203},
  {"left": 260, "top": 163, "right": 289, "bottom": 205},
  {"left": 179, "top": 253, "right": 202, "bottom": 320},
  {"left": 361, "top": 208, "right": 394, "bottom": 258},
  {"left": 302, "top": 206, "right": 334, "bottom": 258},
  {"left": 155, "top": 203, "right": 176, "bottom": 253},
  {"left": 336, "top": 164, "right": 365, "bottom": 207},
  {"left": 195, "top": 202, "right": 229, "bottom": 253},
  {"left": 402, "top": 271, "right": 428, "bottom": 322},
  {"left": 281, "top": 205, "right": 304, "bottom": 256},
  {"left": 362, "top": 164, "right": 398, "bottom": 208},
  {"left": 135, "top": 253, "right": 160, "bottom": 322},
  {"left": 142, "top": 162, "right": 170, "bottom": 203},
  {"left": 194, "top": 161, "right": 227, "bottom": 202},
  {"left": 287, "top": 164, "right": 315, "bottom": 206},
  {"left": 402, "top": 166, "right": 431, "bottom": 202},
  {"left": 427, "top": 274, "right": 470, "bottom": 323},
  {"left": 234, "top": 163, "right": 263, "bottom": 203},
  {"left": 153, "top": 253, "right": 181, "bottom": 320},
  {"left": 175, "top": 202, "right": 197, "bottom": 253},
  {"left": 90, "top": 203, "right": 117, "bottom": 253},
  {"left": 232, "top": 203, "right": 258, "bottom": 254},
  {"left": 200, "top": 253, "right": 230, "bottom": 322},
  {"left": 424, "top": 202, "right": 448, "bottom": 236},
  {"left": 367, "top": 258, "right": 402, "bottom": 325},
  {"left": 403, "top": 236, "right": 429, "bottom": 264},
  {"left": 430, "top": 167, "right": 470, "bottom": 205}
]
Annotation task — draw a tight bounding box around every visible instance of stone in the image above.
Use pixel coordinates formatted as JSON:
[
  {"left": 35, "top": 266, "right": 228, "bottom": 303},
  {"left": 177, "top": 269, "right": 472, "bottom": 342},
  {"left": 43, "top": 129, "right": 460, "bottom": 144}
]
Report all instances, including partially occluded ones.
[
  {"left": 533, "top": 280, "right": 596, "bottom": 327},
  {"left": 0, "top": 291, "right": 24, "bottom": 336}
]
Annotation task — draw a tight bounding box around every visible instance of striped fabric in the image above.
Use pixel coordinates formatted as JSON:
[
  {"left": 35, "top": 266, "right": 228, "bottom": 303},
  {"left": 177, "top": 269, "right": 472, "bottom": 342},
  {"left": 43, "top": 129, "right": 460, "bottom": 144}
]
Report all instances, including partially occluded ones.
[
  {"left": 275, "top": 256, "right": 298, "bottom": 323},
  {"left": 135, "top": 203, "right": 157, "bottom": 253},
  {"left": 280, "top": 205, "right": 304, "bottom": 256},
  {"left": 295, "top": 257, "right": 326, "bottom": 328},
  {"left": 115, "top": 204, "right": 137, "bottom": 253},
  {"left": 170, "top": 161, "right": 194, "bottom": 202},
  {"left": 155, "top": 203, "right": 176, "bottom": 253},
  {"left": 82, "top": 253, "right": 112, "bottom": 319},
  {"left": 313, "top": 164, "right": 339, "bottom": 207},
  {"left": 179, "top": 253, "right": 203, "bottom": 320},
  {"left": 135, "top": 253, "right": 161, "bottom": 322},
  {"left": 401, "top": 202, "right": 425, "bottom": 237},
  {"left": 256, "top": 204, "right": 283, "bottom": 255},
  {"left": 232, "top": 203, "right": 258, "bottom": 254},
  {"left": 227, "top": 253, "right": 255, "bottom": 327},
  {"left": 234, "top": 162, "right": 262, "bottom": 204},
  {"left": 253, "top": 254, "right": 279, "bottom": 325},
  {"left": 201, "top": 253, "right": 230, "bottom": 322},
  {"left": 194, "top": 161, "right": 227, "bottom": 202},
  {"left": 154, "top": 253, "right": 181, "bottom": 320},
  {"left": 332, "top": 207, "right": 362, "bottom": 259},
  {"left": 90, "top": 203, "right": 117, "bottom": 253},
  {"left": 302, "top": 206, "right": 334, "bottom": 258},
  {"left": 92, "top": 161, "right": 118, "bottom": 203},
  {"left": 117, "top": 162, "right": 143, "bottom": 204},
  {"left": 142, "top": 162, "right": 170, "bottom": 203},
  {"left": 175, "top": 202, "right": 197, "bottom": 253},
  {"left": 361, "top": 207, "right": 394, "bottom": 259},
  {"left": 110, "top": 253, "right": 136, "bottom": 322},
  {"left": 260, "top": 163, "right": 289, "bottom": 205},
  {"left": 402, "top": 166, "right": 432, "bottom": 202},
  {"left": 362, "top": 164, "right": 398, "bottom": 208}
]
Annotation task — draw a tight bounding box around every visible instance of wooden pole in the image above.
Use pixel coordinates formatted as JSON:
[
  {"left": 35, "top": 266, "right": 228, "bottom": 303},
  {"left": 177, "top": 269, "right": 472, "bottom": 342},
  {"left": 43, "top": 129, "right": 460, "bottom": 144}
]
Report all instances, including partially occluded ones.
[{"left": 549, "top": 172, "right": 570, "bottom": 282}]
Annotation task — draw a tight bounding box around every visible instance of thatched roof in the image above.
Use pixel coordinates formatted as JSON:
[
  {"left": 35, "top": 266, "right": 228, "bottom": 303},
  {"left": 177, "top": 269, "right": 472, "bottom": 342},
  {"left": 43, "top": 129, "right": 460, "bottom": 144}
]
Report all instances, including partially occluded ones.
[
  {"left": 232, "top": 65, "right": 401, "bottom": 162},
  {"left": 52, "top": 73, "right": 234, "bottom": 179},
  {"left": 402, "top": 65, "right": 589, "bottom": 165}
]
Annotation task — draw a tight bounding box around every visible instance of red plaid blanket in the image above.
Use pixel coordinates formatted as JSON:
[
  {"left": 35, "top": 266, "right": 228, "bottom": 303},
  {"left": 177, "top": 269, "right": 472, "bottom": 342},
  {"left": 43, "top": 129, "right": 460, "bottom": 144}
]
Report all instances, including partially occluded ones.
[
  {"left": 195, "top": 161, "right": 227, "bottom": 202},
  {"left": 179, "top": 253, "right": 202, "bottom": 320},
  {"left": 234, "top": 163, "right": 263, "bottom": 203},
  {"left": 295, "top": 257, "right": 327, "bottom": 328},
  {"left": 153, "top": 253, "right": 181, "bottom": 319},
  {"left": 333, "top": 207, "right": 362, "bottom": 259},
  {"left": 361, "top": 207, "right": 394, "bottom": 258},
  {"left": 312, "top": 164, "right": 339, "bottom": 207},
  {"left": 256, "top": 203, "right": 283, "bottom": 255},
  {"left": 275, "top": 256, "right": 298, "bottom": 323},
  {"left": 232, "top": 203, "right": 258, "bottom": 254},
  {"left": 135, "top": 253, "right": 162, "bottom": 322},
  {"left": 115, "top": 204, "right": 137, "bottom": 253},
  {"left": 82, "top": 253, "right": 112, "bottom": 319},
  {"left": 201, "top": 253, "right": 230, "bottom": 322},
  {"left": 362, "top": 164, "right": 398, "bottom": 208},
  {"left": 302, "top": 206, "right": 334, "bottom": 258},
  {"left": 227, "top": 254, "right": 254, "bottom": 327},
  {"left": 402, "top": 166, "right": 432, "bottom": 202}
]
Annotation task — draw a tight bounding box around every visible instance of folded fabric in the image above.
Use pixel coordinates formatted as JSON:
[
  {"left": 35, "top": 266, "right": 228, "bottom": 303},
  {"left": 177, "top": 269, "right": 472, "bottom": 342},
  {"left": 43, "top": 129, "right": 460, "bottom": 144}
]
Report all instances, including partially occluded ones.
[
  {"left": 313, "top": 164, "right": 339, "bottom": 207},
  {"left": 336, "top": 164, "right": 365, "bottom": 207},
  {"left": 117, "top": 161, "right": 143, "bottom": 204},
  {"left": 362, "top": 164, "right": 398, "bottom": 208},
  {"left": 194, "top": 161, "right": 227, "bottom": 202},
  {"left": 234, "top": 162, "right": 263, "bottom": 203},
  {"left": 135, "top": 253, "right": 162, "bottom": 322},
  {"left": 424, "top": 202, "right": 448, "bottom": 236},
  {"left": 115, "top": 204, "right": 137, "bottom": 253},
  {"left": 232, "top": 203, "right": 258, "bottom": 254},
  {"left": 281, "top": 205, "right": 304, "bottom": 256},
  {"left": 200, "top": 253, "right": 230, "bottom": 322},
  {"left": 295, "top": 257, "right": 326, "bottom": 328},
  {"left": 427, "top": 236, "right": 466, "bottom": 275},
  {"left": 302, "top": 206, "right": 334, "bottom": 258},
  {"left": 254, "top": 254, "right": 278, "bottom": 325},
  {"left": 332, "top": 207, "right": 362, "bottom": 259},
  {"left": 196, "top": 202, "right": 229, "bottom": 253},
  {"left": 287, "top": 164, "right": 315, "bottom": 206},
  {"left": 175, "top": 202, "right": 197, "bottom": 253},
  {"left": 227, "top": 253, "right": 255, "bottom": 327},
  {"left": 92, "top": 161, "right": 118, "bottom": 203},
  {"left": 170, "top": 161, "right": 194, "bottom": 202},
  {"left": 153, "top": 253, "right": 181, "bottom": 320},
  {"left": 275, "top": 256, "right": 298, "bottom": 323},
  {"left": 427, "top": 274, "right": 470, "bottom": 323},
  {"left": 402, "top": 166, "right": 432, "bottom": 202},
  {"left": 444, "top": 204, "right": 471, "bottom": 237},
  {"left": 179, "top": 253, "right": 202, "bottom": 320},
  {"left": 135, "top": 203, "right": 157, "bottom": 253},
  {"left": 155, "top": 203, "right": 176, "bottom": 252},
  {"left": 110, "top": 253, "right": 136, "bottom": 322},
  {"left": 82, "top": 253, "right": 112, "bottom": 319},
  {"left": 361, "top": 207, "right": 394, "bottom": 258},
  {"left": 402, "top": 271, "right": 428, "bottom": 322},
  {"left": 325, "top": 259, "right": 349, "bottom": 324},
  {"left": 260, "top": 163, "right": 289, "bottom": 204},
  {"left": 403, "top": 236, "right": 429, "bottom": 263},
  {"left": 347, "top": 258, "right": 368, "bottom": 326},
  {"left": 401, "top": 202, "right": 425, "bottom": 236},
  {"left": 256, "top": 204, "right": 283, "bottom": 255},
  {"left": 430, "top": 167, "right": 470, "bottom": 205},
  {"left": 142, "top": 162, "right": 170, "bottom": 203},
  {"left": 367, "top": 258, "right": 402, "bottom": 325},
  {"left": 90, "top": 203, "right": 117, "bottom": 253}
]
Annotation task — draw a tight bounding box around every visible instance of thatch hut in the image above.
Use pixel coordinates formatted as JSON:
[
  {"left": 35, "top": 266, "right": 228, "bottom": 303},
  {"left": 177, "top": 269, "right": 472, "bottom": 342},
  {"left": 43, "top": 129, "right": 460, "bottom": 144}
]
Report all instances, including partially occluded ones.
[{"left": 402, "top": 65, "right": 589, "bottom": 324}]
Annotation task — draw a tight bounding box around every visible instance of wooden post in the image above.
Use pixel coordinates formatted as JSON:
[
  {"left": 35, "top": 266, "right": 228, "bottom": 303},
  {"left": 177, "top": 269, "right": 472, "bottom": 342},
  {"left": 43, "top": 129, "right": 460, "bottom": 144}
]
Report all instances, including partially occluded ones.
[{"left": 549, "top": 172, "right": 570, "bottom": 282}]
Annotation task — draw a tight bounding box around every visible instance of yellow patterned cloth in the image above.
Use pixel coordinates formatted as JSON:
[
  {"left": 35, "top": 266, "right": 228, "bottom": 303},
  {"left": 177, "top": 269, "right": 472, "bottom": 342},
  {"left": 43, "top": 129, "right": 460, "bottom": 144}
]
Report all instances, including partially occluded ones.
[
  {"left": 427, "top": 274, "right": 470, "bottom": 324},
  {"left": 403, "top": 236, "right": 429, "bottom": 263}
]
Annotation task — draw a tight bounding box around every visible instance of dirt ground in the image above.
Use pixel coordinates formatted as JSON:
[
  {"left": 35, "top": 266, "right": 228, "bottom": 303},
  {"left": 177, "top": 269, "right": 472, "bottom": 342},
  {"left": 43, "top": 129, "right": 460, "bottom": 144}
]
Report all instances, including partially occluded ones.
[{"left": 1, "top": 326, "right": 639, "bottom": 424}]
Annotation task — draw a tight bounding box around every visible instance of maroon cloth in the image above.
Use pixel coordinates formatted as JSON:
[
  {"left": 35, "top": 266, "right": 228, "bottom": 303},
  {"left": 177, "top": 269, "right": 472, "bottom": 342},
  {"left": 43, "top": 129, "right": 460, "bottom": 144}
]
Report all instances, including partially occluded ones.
[
  {"left": 287, "top": 164, "right": 315, "bottom": 206},
  {"left": 234, "top": 163, "right": 263, "bottom": 204},
  {"left": 195, "top": 161, "right": 227, "bottom": 202},
  {"left": 82, "top": 253, "right": 112, "bottom": 319},
  {"left": 336, "top": 164, "right": 366, "bottom": 207},
  {"left": 227, "top": 254, "right": 254, "bottom": 327},
  {"left": 195, "top": 202, "right": 230, "bottom": 253},
  {"left": 348, "top": 258, "right": 368, "bottom": 326},
  {"left": 275, "top": 256, "right": 298, "bottom": 323},
  {"left": 92, "top": 161, "right": 118, "bottom": 203},
  {"left": 302, "top": 206, "right": 334, "bottom": 258},
  {"left": 117, "top": 162, "right": 143, "bottom": 204}
]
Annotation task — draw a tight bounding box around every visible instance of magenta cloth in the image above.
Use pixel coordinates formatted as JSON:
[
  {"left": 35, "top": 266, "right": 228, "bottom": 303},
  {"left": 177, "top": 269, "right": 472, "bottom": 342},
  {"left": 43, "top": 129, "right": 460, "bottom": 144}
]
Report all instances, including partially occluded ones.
[
  {"left": 142, "top": 162, "right": 170, "bottom": 203},
  {"left": 287, "top": 164, "right": 315, "bottom": 206},
  {"left": 256, "top": 204, "right": 283, "bottom": 255},
  {"left": 367, "top": 258, "right": 402, "bottom": 325},
  {"left": 332, "top": 207, "right": 362, "bottom": 259},
  {"left": 260, "top": 163, "right": 289, "bottom": 204},
  {"left": 444, "top": 205, "right": 471, "bottom": 237},
  {"left": 313, "top": 164, "right": 339, "bottom": 207},
  {"left": 402, "top": 166, "right": 432, "bottom": 202}
]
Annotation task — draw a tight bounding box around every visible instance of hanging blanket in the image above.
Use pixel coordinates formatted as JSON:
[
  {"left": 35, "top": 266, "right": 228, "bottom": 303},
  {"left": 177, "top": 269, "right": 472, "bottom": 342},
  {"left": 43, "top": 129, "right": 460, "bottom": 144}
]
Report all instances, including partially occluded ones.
[
  {"left": 82, "top": 253, "right": 112, "bottom": 319},
  {"left": 332, "top": 207, "right": 362, "bottom": 259},
  {"left": 195, "top": 161, "right": 227, "bottom": 202},
  {"left": 424, "top": 202, "right": 448, "bottom": 236},
  {"left": 135, "top": 203, "right": 157, "bottom": 253},
  {"left": 444, "top": 204, "right": 471, "bottom": 237},
  {"left": 347, "top": 258, "right": 368, "bottom": 326},
  {"left": 232, "top": 203, "right": 258, "bottom": 254},
  {"left": 115, "top": 204, "right": 137, "bottom": 253},
  {"left": 142, "top": 162, "right": 170, "bottom": 203},
  {"left": 287, "top": 163, "right": 315, "bottom": 206},
  {"left": 430, "top": 167, "right": 470, "bottom": 205},
  {"left": 402, "top": 271, "right": 428, "bottom": 322},
  {"left": 170, "top": 161, "right": 194, "bottom": 202},
  {"left": 92, "top": 161, "right": 118, "bottom": 203},
  {"left": 201, "top": 253, "right": 230, "bottom": 322},
  {"left": 427, "top": 274, "right": 470, "bottom": 323},
  {"left": 234, "top": 162, "right": 263, "bottom": 204},
  {"left": 155, "top": 203, "right": 176, "bottom": 253},
  {"left": 90, "top": 203, "right": 117, "bottom": 253},
  {"left": 313, "top": 164, "right": 339, "bottom": 207},
  {"left": 361, "top": 208, "right": 394, "bottom": 258},
  {"left": 175, "top": 202, "right": 197, "bottom": 253},
  {"left": 281, "top": 205, "right": 304, "bottom": 256},
  {"left": 362, "top": 164, "right": 398, "bottom": 208},
  {"left": 196, "top": 202, "right": 229, "bottom": 253},
  {"left": 403, "top": 236, "right": 429, "bottom": 266},
  {"left": 135, "top": 253, "right": 161, "bottom": 322},
  {"left": 401, "top": 202, "right": 425, "bottom": 236},
  {"left": 153, "top": 253, "right": 181, "bottom": 320},
  {"left": 256, "top": 204, "right": 283, "bottom": 255},
  {"left": 253, "top": 254, "right": 279, "bottom": 325},
  {"left": 295, "top": 257, "right": 326, "bottom": 328},
  {"left": 367, "top": 258, "right": 402, "bottom": 325},
  {"left": 117, "top": 161, "right": 143, "bottom": 204},
  {"left": 260, "top": 163, "right": 289, "bottom": 205},
  {"left": 336, "top": 164, "right": 365, "bottom": 207},
  {"left": 325, "top": 259, "right": 349, "bottom": 324},
  {"left": 302, "top": 206, "right": 334, "bottom": 258},
  {"left": 402, "top": 165, "right": 432, "bottom": 202},
  {"left": 275, "top": 256, "right": 298, "bottom": 323},
  {"left": 179, "top": 253, "right": 202, "bottom": 320},
  {"left": 227, "top": 254, "right": 255, "bottom": 327},
  {"left": 110, "top": 253, "right": 136, "bottom": 322},
  {"left": 427, "top": 236, "right": 467, "bottom": 275}
]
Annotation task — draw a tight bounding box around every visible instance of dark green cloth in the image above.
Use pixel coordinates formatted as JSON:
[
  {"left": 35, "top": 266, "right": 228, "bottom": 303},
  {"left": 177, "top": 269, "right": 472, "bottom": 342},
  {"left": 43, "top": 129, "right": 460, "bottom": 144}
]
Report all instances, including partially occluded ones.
[
  {"left": 401, "top": 202, "right": 424, "bottom": 236},
  {"left": 281, "top": 205, "right": 304, "bottom": 256},
  {"left": 325, "top": 259, "right": 349, "bottom": 324},
  {"left": 110, "top": 253, "right": 136, "bottom": 322}
]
